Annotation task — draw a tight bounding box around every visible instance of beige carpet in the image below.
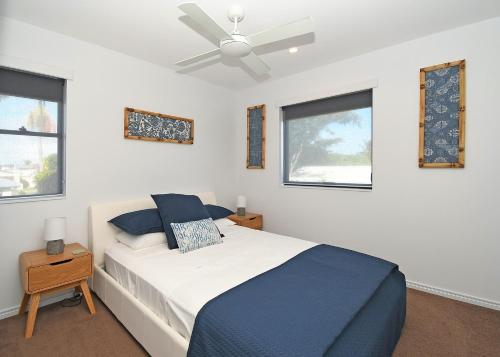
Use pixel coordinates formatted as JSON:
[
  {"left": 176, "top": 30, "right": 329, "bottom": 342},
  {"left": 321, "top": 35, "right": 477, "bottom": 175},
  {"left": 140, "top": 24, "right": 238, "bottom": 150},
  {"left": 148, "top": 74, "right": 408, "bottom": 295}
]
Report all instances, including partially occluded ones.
[
  {"left": 393, "top": 289, "right": 500, "bottom": 356},
  {"left": 0, "top": 289, "right": 499, "bottom": 356}
]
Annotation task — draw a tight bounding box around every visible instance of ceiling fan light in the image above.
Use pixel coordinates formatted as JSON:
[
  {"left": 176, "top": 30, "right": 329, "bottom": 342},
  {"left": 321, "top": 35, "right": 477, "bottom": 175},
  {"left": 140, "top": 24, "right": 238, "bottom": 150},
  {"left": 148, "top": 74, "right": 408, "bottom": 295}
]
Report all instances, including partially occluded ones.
[{"left": 220, "top": 35, "right": 252, "bottom": 57}]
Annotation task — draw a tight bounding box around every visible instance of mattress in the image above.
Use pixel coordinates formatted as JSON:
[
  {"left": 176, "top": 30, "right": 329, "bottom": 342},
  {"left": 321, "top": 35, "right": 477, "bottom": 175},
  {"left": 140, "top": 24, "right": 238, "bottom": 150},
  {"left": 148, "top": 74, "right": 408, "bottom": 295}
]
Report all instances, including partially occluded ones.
[{"left": 104, "top": 224, "right": 316, "bottom": 339}]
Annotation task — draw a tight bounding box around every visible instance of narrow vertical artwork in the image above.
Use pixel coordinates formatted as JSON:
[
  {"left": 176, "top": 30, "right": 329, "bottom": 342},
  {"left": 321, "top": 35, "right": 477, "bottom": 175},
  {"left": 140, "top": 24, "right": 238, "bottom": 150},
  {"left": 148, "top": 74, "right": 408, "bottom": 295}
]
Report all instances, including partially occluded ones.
[
  {"left": 419, "top": 60, "right": 465, "bottom": 168},
  {"left": 247, "top": 105, "right": 266, "bottom": 169}
]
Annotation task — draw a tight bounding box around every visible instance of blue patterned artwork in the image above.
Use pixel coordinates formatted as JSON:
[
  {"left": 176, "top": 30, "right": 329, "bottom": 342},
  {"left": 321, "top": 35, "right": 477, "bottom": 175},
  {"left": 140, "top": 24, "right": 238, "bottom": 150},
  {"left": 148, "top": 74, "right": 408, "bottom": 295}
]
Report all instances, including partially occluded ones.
[
  {"left": 419, "top": 60, "right": 465, "bottom": 168},
  {"left": 247, "top": 105, "right": 265, "bottom": 168},
  {"left": 124, "top": 107, "right": 193, "bottom": 144}
]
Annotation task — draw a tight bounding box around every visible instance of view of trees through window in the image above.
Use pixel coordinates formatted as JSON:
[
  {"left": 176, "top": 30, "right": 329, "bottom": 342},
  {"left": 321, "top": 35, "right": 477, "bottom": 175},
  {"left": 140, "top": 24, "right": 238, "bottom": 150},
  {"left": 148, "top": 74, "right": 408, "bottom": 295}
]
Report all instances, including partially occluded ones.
[
  {"left": 285, "top": 107, "right": 372, "bottom": 186},
  {"left": 0, "top": 94, "right": 61, "bottom": 198}
]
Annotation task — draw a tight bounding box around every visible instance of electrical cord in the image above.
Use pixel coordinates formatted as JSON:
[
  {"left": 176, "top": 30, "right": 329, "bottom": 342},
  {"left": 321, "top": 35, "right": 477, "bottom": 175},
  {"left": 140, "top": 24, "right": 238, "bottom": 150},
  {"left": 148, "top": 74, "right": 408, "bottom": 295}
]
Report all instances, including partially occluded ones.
[{"left": 60, "top": 292, "right": 83, "bottom": 307}]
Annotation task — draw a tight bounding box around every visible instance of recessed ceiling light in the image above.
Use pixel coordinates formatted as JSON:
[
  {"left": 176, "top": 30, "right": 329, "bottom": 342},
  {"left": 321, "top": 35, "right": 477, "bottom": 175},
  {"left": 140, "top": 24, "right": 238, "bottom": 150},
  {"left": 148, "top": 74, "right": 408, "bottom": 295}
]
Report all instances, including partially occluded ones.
[{"left": 288, "top": 47, "right": 298, "bottom": 54}]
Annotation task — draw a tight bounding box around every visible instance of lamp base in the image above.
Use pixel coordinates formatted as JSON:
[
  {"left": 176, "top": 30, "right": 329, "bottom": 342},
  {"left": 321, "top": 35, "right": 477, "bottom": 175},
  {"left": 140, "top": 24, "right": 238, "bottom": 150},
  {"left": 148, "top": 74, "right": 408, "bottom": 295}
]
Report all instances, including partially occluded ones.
[
  {"left": 237, "top": 207, "right": 246, "bottom": 216},
  {"left": 47, "top": 239, "right": 65, "bottom": 255}
]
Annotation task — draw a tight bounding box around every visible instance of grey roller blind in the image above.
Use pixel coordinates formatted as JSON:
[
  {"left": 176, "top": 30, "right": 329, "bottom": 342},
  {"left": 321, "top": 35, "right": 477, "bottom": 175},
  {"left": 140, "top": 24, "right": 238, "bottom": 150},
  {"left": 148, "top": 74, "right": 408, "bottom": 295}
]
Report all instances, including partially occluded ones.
[
  {"left": 0, "top": 67, "right": 65, "bottom": 102},
  {"left": 282, "top": 89, "right": 372, "bottom": 120}
]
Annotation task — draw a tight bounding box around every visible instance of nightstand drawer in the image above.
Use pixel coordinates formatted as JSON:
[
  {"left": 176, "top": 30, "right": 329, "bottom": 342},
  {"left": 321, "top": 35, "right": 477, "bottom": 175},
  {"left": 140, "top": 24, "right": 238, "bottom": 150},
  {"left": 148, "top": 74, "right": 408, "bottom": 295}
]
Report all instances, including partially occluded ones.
[
  {"left": 244, "top": 215, "right": 263, "bottom": 230},
  {"left": 28, "top": 255, "right": 92, "bottom": 293}
]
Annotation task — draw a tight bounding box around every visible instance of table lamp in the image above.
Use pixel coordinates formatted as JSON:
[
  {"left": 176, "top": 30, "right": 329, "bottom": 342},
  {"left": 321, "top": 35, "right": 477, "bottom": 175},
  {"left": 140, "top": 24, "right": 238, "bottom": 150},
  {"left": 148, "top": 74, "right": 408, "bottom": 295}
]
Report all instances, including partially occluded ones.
[
  {"left": 44, "top": 217, "right": 66, "bottom": 255},
  {"left": 237, "top": 195, "right": 246, "bottom": 216}
]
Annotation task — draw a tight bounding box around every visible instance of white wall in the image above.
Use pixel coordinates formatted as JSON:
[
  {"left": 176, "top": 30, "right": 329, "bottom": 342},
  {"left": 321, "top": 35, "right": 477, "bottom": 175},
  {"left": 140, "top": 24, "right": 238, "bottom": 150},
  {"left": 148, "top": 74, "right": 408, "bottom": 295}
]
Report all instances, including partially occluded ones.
[
  {"left": 1, "top": 14, "right": 499, "bottom": 315},
  {"left": 233, "top": 17, "right": 500, "bottom": 305},
  {"left": 0, "top": 17, "right": 237, "bottom": 312}
]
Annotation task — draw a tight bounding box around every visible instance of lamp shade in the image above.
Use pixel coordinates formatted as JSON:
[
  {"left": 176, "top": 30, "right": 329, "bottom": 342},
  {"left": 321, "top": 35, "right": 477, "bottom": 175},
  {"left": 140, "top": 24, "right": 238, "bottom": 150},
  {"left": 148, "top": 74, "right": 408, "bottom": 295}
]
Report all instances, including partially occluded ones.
[
  {"left": 44, "top": 217, "right": 67, "bottom": 241},
  {"left": 236, "top": 195, "right": 247, "bottom": 208}
]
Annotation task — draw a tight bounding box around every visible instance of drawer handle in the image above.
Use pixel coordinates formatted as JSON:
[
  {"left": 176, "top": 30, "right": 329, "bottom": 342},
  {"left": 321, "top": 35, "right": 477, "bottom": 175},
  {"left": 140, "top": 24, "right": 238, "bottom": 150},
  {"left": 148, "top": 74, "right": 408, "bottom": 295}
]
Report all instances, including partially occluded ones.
[
  {"left": 249, "top": 217, "right": 256, "bottom": 220},
  {"left": 50, "top": 258, "right": 73, "bottom": 266}
]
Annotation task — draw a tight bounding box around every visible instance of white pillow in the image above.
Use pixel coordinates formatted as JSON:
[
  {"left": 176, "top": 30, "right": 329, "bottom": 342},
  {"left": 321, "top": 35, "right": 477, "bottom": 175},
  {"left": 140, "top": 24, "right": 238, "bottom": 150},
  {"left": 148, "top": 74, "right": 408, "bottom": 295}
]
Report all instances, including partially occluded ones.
[
  {"left": 214, "top": 218, "right": 237, "bottom": 231},
  {"left": 116, "top": 231, "right": 167, "bottom": 250}
]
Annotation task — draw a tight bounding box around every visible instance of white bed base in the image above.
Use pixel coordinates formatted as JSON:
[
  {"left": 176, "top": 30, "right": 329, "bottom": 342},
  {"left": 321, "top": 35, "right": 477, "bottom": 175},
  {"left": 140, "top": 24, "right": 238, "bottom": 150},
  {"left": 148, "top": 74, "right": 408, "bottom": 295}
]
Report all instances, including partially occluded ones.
[{"left": 89, "top": 192, "right": 217, "bottom": 357}]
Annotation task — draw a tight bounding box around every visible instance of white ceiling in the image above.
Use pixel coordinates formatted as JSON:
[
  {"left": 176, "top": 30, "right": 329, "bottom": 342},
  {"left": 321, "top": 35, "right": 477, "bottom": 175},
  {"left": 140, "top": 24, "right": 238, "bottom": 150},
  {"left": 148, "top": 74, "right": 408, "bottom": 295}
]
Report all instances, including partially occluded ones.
[{"left": 1, "top": 0, "right": 500, "bottom": 90}]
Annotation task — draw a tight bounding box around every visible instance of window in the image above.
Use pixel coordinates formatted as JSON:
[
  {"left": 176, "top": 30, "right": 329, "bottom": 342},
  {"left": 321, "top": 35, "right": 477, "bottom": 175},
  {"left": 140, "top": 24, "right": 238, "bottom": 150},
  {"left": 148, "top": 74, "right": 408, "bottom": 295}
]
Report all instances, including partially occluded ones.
[
  {"left": 282, "top": 89, "right": 372, "bottom": 189},
  {"left": 0, "top": 67, "right": 65, "bottom": 200}
]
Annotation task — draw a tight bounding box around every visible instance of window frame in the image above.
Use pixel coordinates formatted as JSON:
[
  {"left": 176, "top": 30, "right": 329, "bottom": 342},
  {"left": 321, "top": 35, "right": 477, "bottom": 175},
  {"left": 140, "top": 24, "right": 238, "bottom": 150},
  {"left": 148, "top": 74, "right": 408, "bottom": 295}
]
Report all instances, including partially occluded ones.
[
  {"left": 0, "top": 70, "right": 66, "bottom": 204},
  {"left": 280, "top": 90, "right": 373, "bottom": 190}
]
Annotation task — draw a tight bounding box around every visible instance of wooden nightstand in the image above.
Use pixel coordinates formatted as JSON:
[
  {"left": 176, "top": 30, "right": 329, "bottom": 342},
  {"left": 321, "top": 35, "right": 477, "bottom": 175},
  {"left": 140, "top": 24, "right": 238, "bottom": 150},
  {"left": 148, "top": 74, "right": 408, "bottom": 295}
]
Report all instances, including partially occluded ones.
[
  {"left": 228, "top": 212, "right": 263, "bottom": 230},
  {"left": 19, "top": 242, "right": 95, "bottom": 338}
]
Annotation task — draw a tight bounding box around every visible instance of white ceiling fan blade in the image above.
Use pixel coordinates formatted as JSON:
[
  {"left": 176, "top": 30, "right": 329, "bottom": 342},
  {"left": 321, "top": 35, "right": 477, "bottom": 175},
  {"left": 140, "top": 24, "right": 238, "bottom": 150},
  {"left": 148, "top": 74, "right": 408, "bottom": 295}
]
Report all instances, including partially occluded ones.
[
  {"left": 247, "top": 17, "right": 314, "bottom": 47},
  {"left": 240, "top": 52, "right": 270, "bottom": 76},
  {"left": 175, "top": 48, "right": 221, "bottom": 66},
  {"left": 178, "top": 2, "right": 231, "bottom": 41}
]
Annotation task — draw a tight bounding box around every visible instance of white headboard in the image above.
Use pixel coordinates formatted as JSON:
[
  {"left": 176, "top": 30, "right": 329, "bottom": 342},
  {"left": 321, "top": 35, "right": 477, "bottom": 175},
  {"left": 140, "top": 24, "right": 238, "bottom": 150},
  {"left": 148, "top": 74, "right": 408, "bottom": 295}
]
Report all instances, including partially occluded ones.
[{"left": 89, "top": 192, "right": 217, "bottom": 266}]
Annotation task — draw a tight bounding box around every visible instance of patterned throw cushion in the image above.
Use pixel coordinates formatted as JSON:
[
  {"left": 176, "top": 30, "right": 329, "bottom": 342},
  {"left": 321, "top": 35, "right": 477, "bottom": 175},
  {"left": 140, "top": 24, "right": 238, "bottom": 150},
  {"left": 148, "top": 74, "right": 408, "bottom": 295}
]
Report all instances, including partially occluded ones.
[{"left": 170, "top": 218, "right": 222, "bottom": 253}]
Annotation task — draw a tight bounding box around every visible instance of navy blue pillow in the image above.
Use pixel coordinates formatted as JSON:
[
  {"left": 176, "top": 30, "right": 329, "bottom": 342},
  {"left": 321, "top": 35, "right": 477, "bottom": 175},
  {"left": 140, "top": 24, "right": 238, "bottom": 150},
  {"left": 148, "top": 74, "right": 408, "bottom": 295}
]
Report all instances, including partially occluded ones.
[
  {"left": 205, "top": 204, "right": 234, "bottom": 220},
  {"left": 151, "top": 194, "right": 211, "bottom": 249},
  {"left": 108, "top": 209, "right": 163, "bottom": 235}
]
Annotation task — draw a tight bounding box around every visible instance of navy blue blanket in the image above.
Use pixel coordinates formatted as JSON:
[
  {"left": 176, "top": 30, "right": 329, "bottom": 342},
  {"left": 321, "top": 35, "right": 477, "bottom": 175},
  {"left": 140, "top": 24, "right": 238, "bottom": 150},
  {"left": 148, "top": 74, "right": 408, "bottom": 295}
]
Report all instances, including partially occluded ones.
[{"left": 188, "top": 244, "right": 404, "bottom": 357}]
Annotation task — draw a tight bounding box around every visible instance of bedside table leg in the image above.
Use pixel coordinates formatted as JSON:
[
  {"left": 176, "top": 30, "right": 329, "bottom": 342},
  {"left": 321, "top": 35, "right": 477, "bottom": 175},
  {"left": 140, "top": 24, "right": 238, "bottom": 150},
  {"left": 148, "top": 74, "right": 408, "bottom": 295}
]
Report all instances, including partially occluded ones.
[
  {"left": 80, "top": 280, "right": 96, "bottom": 315},
  {"left": 25, "top": 293, "right": 40, "bottom": 338},
  {"left": 18, "top": 293, "right": 30, "bottom": 315}
]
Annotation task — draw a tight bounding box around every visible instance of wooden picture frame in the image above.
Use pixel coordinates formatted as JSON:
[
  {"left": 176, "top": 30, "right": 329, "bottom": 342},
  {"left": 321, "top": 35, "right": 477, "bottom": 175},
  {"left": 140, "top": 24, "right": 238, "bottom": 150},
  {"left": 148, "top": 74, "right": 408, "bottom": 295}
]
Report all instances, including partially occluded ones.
[
  {"left": 246, "top": 104, "right": 266, "bottom": 169},
  {"left": 419, "top": 60, "right": 465, "bottom": 168},
  {"left": 124, "top": 107, "right": 194, "bottom": 144}
]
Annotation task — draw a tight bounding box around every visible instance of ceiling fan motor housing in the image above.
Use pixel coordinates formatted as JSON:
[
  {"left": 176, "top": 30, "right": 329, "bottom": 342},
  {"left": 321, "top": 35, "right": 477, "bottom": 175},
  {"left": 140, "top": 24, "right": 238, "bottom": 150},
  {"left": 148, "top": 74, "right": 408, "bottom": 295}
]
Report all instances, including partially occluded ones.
[{"left": 220, "top": 34, "right": 252, "bottom": 57}]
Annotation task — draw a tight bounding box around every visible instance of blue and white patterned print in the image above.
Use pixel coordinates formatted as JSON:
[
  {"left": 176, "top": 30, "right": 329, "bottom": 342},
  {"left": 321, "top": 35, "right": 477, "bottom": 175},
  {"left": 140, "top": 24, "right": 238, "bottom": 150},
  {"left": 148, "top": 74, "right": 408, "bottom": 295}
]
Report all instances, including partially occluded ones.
[
  {"left": 170, "top": 218, "right": 222, "bottom": 253},
  {"left": 128, "top": 111, "right": 192, "bottom": 141},
  {"left": 248, "top": 107, "right": 263, "bottom": 167},
  {"left": 424, "top": 66, "right": 460, "bottom": 163}
]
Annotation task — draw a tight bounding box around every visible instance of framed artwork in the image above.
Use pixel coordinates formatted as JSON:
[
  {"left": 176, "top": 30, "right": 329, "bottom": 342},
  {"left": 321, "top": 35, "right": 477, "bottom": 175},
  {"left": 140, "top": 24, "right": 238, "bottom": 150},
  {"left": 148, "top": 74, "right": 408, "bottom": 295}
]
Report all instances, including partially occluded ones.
[
  {"left": 247, "top": 104, "right": 266, "bottom": 169},
  {"left": 419, "top": 60, "right": 465, "bottom": 168},
  {"left": 124, "top": 107, "right": 194, "bottom": 144}
]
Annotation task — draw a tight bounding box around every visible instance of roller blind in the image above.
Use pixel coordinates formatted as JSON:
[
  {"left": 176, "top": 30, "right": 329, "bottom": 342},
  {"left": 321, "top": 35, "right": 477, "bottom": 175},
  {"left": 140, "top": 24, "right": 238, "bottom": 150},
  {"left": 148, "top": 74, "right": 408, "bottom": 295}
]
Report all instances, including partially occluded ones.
[
  {"left": 0, "top": 67, "right": 64, "bottom": 102},
  {"left": 282, "top": 90, "right": 372, "bottom": 120}
]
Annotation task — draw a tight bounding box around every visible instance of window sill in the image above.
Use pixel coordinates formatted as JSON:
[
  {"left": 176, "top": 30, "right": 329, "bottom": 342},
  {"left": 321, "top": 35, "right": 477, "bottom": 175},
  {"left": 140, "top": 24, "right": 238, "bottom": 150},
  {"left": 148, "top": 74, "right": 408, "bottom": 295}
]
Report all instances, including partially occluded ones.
[
  {"left": 0, "top": 193, "right": 66, "bottom": 205},
  {"left": 281, "top": 183, "right": 372, "bottom": 192}
]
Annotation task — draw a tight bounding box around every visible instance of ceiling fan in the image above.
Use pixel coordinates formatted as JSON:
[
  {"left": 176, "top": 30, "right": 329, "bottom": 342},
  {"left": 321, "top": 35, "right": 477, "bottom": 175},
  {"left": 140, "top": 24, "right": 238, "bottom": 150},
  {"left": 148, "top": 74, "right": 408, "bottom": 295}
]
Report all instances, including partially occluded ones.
[{"left": 175, "top": 2, "right": 314, "bottom": 76}]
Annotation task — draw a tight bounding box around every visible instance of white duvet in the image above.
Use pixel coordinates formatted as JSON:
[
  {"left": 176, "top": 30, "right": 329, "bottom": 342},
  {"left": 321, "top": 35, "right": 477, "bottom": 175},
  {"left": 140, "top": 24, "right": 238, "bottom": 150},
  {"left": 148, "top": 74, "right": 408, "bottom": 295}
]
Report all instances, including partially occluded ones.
[{"left": 105, "top": 225, "right": 316, "bottom": 339}]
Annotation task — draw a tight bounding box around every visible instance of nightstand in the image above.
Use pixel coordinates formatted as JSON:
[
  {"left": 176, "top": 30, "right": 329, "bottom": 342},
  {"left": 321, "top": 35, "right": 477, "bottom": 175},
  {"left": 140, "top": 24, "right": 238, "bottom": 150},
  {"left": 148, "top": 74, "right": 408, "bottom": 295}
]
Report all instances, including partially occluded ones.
[
  {"left": 228, "top": 212, "right": 263, "bottom": 230},
  {"left": 19, "top": 242, "right": 95, "bottom": 338}
]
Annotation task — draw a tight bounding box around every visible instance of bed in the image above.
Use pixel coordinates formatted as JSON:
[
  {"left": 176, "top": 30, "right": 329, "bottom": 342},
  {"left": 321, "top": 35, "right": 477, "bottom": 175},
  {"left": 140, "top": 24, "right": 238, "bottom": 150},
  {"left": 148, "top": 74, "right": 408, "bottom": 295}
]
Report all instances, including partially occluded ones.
[{"left": 89, "top": 192, "right": 406, "bottom": 357}]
